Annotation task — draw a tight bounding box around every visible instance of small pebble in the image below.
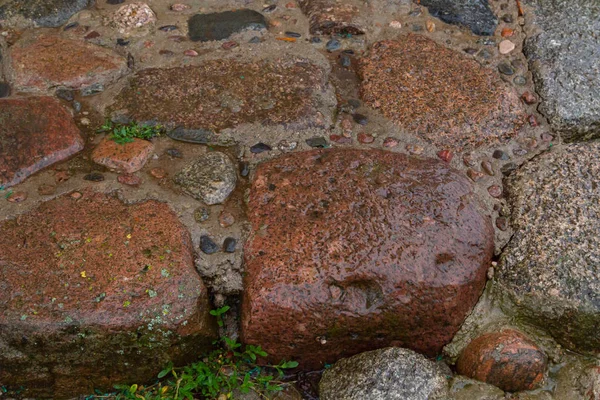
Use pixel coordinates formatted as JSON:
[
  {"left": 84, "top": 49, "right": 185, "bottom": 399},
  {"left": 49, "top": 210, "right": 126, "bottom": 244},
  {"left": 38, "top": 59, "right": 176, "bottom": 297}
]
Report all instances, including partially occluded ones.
[
  {"left": 357, "top": 133, "right": 374, "bottom": 144},
  {"left": 488, "top": 185, "right": 503, "bottom": 198},
  {"left": 501, "top": 28, "right": 514, "bottom": 37},
  {"left": 481, "top": 160, "right": 494, "bottom": 176},
  {"left": 73, "top": 101, "right": 82, "bottom": 113},
  {"left": 38, "top": 184, "right": 56, "bottom": 195},
  {"left": 219, "top": 212, "right": 235, "bottom": 228},
  {"left": 478, "top": 49, "right": 492, "bottom": 59},
  {"left": 116, "top": 38, "right": 130, "bottom": 46},
  {"left": 467, "top": 169, "right": 484, "bottom": 182},
  {"left": 502, "top": 14, "right": 514, "bottom": 23},
  {"left": 150, "top": 168, "right": 167, "bottom": 179},
  {"left": 84, "top": 31, "right": 100, "bottom": 40},
  {"left": 200, "top": 235, "right": 219, "bottom": 254},
  {"left": 462, "top": 153, "right": 477, "bottom": 167},
  {"left": 426, "top": 20, "right": 435, "bottom": 32},
  {"left": 530, "top": 113, "right": 540, "bottom": 127},
  {"left": 240, "top": 162, "right": 250, "bottom": 177},
  {"left": 353, "top": 114, "right": 368, "bottom": 125},
  {"left": 513, "top": 148, "right": 528, "bottom": 156},
  {"left": 170, "top": 3, "right": 190, "bottom": 11},
  {"left": 492, "top": 150, "right": 509, "bottom": 160},
  {"left": 0, "top": 82, "right": 10, "bottom": 98},
  {"left": 250, "top": 143, "right": 272, "bottom": 153},
  {"left": 80, "top": 118, "right": 90, "bottom": 126},
  {"left": 118, "top": 174, "right": 141, "bottom": 186},
  {"left": 499, "top": 40, "right": 515, "bottom": 54},
  {"left": 326, "top": 39, "right": 341, "bottom": 52},
  {"left": 496, "top": 217, "right": 508, "bottom": 231},
  {"left": 223, "top": 237, "right": 237, "bottom": 253},
  {"left": 383, "top": 137, "right": 398, "bottom": 148},
  {"left": 437, "top": 150, "right": 453, "bottom": 162},
  {"left": 406, "top": 144, "right": 424, "bottom": 155},
  {"left": 166, "top": 148, "right": 183, "bottom": 158},
  {"left": 159, "top": 49, "right": 175, "bottom": 56},
  {"left": 306, "top": 137, "right": 329, "bottom": 148},
  {"left": 159, "top": 25, "right": 178, "bottom": 32},
  {"left": 222, "top": 41, "right": 238, "bottom": 50},
  {"left": 285, "top": 31, "right": 301, "bottom": 38},
  {"left": 408, "top": 8, "right": 421, "bottom": 17},
  {"left": 501, "top": 163, "right": 517, "bottom": 176},
  {"left": 513, "top": 75, "right": 527, "bottom": 85},
  {"left": 84, "top": 172, "right": 105, "bottom": 182},
  {"left": 329, "top": 134, "right": 352, "bottom": 144},
  {"left": 184, "top": 49, "right": 198, "bottom": 57},
  {"left": 521, "top": 92, "right": 537, "bottom": 105},
  {"left": 340, "top": 54, "right": 351, "bottom": 67},
  {"left": 498, "top": 63, "right": 515, "bottom": 75},
  {"left": 64, "top": 22, "right": 79, "bottom": 30},
  {"left": 194, "top": 207, "right": 210, "bottom": 222},
  {"left": 389, "top": 20, "right": 402, "bottom": 29},
  {"left": 278, "top": 140, "right": 297, "bottom": 152},
  {"left": 7, "top": 191, "right": 27, "bottom": 203},
  {"left": 262, "top": 4, "right": 276, "bottom": 12},
  {"left": 56, "top": 88, "right": 74, "bottom": 102},
  {"left": 464, "top": 48, "right": 478, "bottom": 55},
  {"left": 70, "top": 191, "right": 82, "bottom": 200}
]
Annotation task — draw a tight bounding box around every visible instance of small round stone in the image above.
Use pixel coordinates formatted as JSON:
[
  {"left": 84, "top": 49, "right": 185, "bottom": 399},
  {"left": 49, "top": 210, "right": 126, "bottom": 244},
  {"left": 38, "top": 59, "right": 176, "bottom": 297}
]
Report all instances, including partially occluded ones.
[
  {"left": 357, "top": 133, "right": 374, "bottom": 144},
  {"left": 499, "top": 40, "right": 515, "bottom": 54},
  {"left": 498, "top": 63, "right": 515, "bottom": 75},
  {"left": 353, "top": 114, "right": 368, "bottom": 125},
  {"left": 219, "top": 212, "right": 235, "bottom": 228},
  {"left": 223, "top": 237, "right": 237, "bottom": 253},
  {"left": 481, "top": 160, "right": 494, "bottom": 176},
  {"left": 326, "top": 39, "right": 341, "bottom": 52},
  {"left": 240, "top": 162, "right": 250, "bottom": 177},
  {"left": 184, "top": 49, "right": 199, "bottom": 57},
  {"left": 521, "top": 91, "right": 537, "bottom": 105},
  {"left": 70, "top": 191, "right": 82, "bottom": 200},
  {"left": 487, "top": 185, "right": 503, "bottom": 198},
  {"left": 250, "top": 143, "right": 272, "bottom": 154},
  {"left": 150, "top": 168, "right": 167, "bottom": 179},
  {"left": 496, "top": 217, "right": 508, "bottom": 231},
  {"left": 467, "top": 169, "right": 484, "bottom": 182},
  {"left": 200, "top": 235, "right": 219, "bottom": 254},
  {"left": 437, "top": 150, "right": 453, "bottom": 162},
  {"left": 389, "top": 20, "right": 402, "bottom": 29},
  {"left": 462, "top": 153, "right": 477, "bottom": 168},
  {"left": 7, "top": 191, "right": 27, "bottom": 203},
  {"left": 513, "top": 75, "right": 527, "bottom": 86},
  {"left": 84, "top": 172, "right": 105, "bottom": 182},
  {"left": 383, "top": 137, "right": 399, "bottom": 148},
  {"left": 492, "top": 150, "right": 509, "bottom": 160},
  {"left": 117, "top": 174, "right": 141, "bottom": 186},
  {"left": 194, "top": 207, "right": 210, "bottom": 223}
]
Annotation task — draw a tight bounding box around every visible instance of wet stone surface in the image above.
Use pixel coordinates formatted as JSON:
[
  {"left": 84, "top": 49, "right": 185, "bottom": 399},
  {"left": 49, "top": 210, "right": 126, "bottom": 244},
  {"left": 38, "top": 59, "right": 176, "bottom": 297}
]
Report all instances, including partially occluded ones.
[
  {"left": 523, "top": 0, "right": 600, "bottom": 142},
  {"left": 91, "top": 138, "right": 154, "bottom": 174},
  {"left": 0, "top": 0, "right": 92, "bottom": 27},
  {"left": 0, "top": 190, "right": 216, "bottom": 398},
  {"left": 359, "top": 35, "right": 526, "bottom": 151},
  {"left": 9, "top": 31, "right": 128, "bottom": 93},
  {"left": 497, "top": 142, "right": 600, "bottom": 353},
  {"left": 417, "top": 0, "right": 498, "bottom": 36},
  {"left": 320, "top": 347, "right": 450, "bottom": 400},
  {"left": 0, "top": 97, "right": 84, "bottom": 188},
  {"left": 457, "top": 329, "right": 547, "bottom": 392},
  {"left": 112, "top": 59, "right": 329, "bottom": 133},
  {"left": 188, "top": 9, "right": 267, "bottom": 42},
  {"left": 242, "top": 148, "right": 494, "bottom": 369}
]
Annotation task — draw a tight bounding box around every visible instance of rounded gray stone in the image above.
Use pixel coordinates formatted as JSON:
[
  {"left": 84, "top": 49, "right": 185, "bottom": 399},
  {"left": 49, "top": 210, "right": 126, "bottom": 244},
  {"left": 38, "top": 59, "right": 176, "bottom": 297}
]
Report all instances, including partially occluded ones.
[
  {"left": 497, "top": 142, "right": 600, "bottom": 353},
  {"left": 174, "top": 151, "right": 237, "bottom": 205},
  {"left": 0, "top": 0, "right": 92, "bottom": 27},
  {"left": 319, "top": 347, "right": 450, "bottom": 400}
]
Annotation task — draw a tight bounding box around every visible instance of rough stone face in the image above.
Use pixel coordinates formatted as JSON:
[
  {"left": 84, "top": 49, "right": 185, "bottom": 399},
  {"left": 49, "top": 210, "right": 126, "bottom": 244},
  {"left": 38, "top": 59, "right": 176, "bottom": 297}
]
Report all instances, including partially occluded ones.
[
  {"left": 523, "top": 0, "right": 600, "bottom": 141},
  {"left": 91, "top": 138, "right": 154, "bottom": 173},
  {"left": 359, "top": 35, "right": 525, "bottom": 151},
  {"left": 417, "top": 0, "right": 497, "bottom": 36},
  {"left": 449, "top": 376, "right": 505, "bottom": 399},
  {"left": 188, "top": 9, "right": 267, "bottom": 42},
  {"left": 319, "top": 347, "right": 450, "bottom": 400},
  {"left": 112, "top": 2, "right": 156, "bottom": 32},
  {"left": 112, "top": 60, "right": 328, "bottom": 132},
  {"left": 0, "top": 191, "right": 216, "bottom": 398},
  {"left": 0, "top": 0, "right": 91, "bottom": 27},
  {"left": 241, "top": 149, "right": 494, "bottom": 369},
  {"left": 497, "top": 142, "right": 600, "bottom": 353},
  {"left": 0, "top": 96, "right": 83, "bottom": 188},
  {"left": 9, "top": 32, "right": 128, "bottom": 93},
  {"left": 174, "top": 152, "right": 237, "bottom": 205},
  {"left": 297, "top": 0, "right": 366, "bottom": 35},
  {"left": 457, "top": 330, "right": 547, "bottom": 392}
]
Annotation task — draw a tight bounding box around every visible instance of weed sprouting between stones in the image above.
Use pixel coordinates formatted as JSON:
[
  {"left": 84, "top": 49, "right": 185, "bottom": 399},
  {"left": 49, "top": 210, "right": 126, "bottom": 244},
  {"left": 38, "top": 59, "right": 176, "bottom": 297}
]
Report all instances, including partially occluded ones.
[
  {"left": 92, "top": 306, "right": 298, "bottom": 400},
  {"left": 96, "top": 120, "right": 163, "bottom": 145}
]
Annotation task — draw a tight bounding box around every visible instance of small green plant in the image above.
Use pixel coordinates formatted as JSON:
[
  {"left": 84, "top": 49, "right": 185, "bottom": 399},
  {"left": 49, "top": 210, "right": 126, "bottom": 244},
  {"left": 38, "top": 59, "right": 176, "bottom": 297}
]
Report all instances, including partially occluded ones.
[
  {"left": 98, "top": 307, "right": 298, "bottom": 400},
  {"left": 97, "top": 120, "right": 163, "bottom": 145}
]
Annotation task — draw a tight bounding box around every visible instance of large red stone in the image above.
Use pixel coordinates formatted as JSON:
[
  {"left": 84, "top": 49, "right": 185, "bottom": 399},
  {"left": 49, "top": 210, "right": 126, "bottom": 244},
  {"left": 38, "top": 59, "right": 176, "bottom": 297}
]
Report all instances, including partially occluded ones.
[
  {"left": 359, "top": 35, "right": 526, "bottom": 150},
  {"left": 241, "top": 149, "right": 494, "bottom": 369},
  {"left": 457, "top": 329, "right": 548, "bottom": 392},
  {"left": 0, "top": 96, "right": 84, "bottom": 188},
  {"left": 0, "top": 191, "right": 216, "bottom": 398},
  {"left": 9, "top": 31, "right": 127, "bottom": 93}
]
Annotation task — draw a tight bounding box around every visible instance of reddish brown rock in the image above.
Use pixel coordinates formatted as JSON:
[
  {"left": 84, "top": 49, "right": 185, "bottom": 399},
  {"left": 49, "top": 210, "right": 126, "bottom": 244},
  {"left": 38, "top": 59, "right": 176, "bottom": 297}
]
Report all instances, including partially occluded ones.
[
  {"left": 9, "top": 32, "right": 127, "bottom": 93},
  {"left": 0, "top": 97, "right": 84, "bottom": 188},
  {"left": 457, "top": 330, "right": 547, "bottom": 392},
  {"left": 297, "top": 0, "right": 366, "bottom": 35},
  {"left": 359, "top": 35, "right": 526, "bottom": 150},
  {"left": 112, "top": 60, "right": 328, "bottom": 132},
  {"left": 118, "top": 173, "right": 142, "bottom": 186},
  {"left": 0, "top": 190, "right": 216, "bottom": 398},
  {"left": 242, "top": 149, "right": 494, "bottom": 369},
  {"left": 92, "top": 138, "right": 154, "bottom": 173}
]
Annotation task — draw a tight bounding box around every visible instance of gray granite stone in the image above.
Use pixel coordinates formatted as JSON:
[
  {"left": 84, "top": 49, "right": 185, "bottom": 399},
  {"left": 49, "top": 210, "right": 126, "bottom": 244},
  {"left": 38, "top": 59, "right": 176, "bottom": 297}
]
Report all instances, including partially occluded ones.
[
  {"left": 417, "top": 0, "right": 497, "bottom": 36},
  {"left": 0, "top": 0, "right": 92, "bottom": 27}
]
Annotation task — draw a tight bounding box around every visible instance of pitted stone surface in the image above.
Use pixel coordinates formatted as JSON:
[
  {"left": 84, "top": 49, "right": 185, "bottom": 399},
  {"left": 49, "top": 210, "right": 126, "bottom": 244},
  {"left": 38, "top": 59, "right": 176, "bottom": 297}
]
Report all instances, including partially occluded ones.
[
  {"left": 297, "top": 0, "right": 366, "bottom": 35},
  {"left": 0, "top": 191, "right": 216, "bottom": 398},
  {"left": 9, "top": 32, "right": 128, "bottom": 93},
  {"left": 457, "top": 329, "right": 547, "bottom": 392},
  {"left": 497, "top": 142, "right": 600, "bottom": 353},
  {"left": 0, "top": 0, "right": 91, "bottom": 27},
  {"left": 0, "top": 96, "right": 83, "bottom": 188},
  {"left": 241, "top": 148, "right": 494, "bottom": 369},
  {"left": 319, "top": 347, "right": 450, "bottom": 400},
  {"left": 417, "top": 0, "right": 498, "bottom": 36},
  {"left": 359, "top": 35, "right": 525, "bottom": 151},
  {"left": 523, "top": 0, "right": 600, "bottom": 142},
  {"left": 91, "top": 138, "right": 154, "bottom": 174},
  {"left": 112, "top": 60, "right": 328, "bottom": 132}
]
